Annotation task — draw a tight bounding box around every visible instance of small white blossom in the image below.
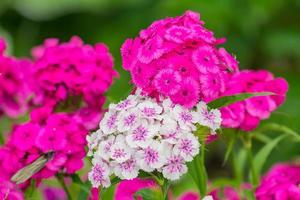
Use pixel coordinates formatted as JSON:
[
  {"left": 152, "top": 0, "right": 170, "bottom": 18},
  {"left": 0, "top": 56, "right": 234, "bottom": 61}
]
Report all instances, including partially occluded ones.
[
  {"left": 114, "top": 157, "right": 139, "bottom": 180},
  {"left": 136, "top": 141, "right": 166, "bottom": 172},
  {"left": 172, "top": 105, "right": 196, "bottom": 131},
  {"left": 88, "top": 160, "right": 111, "bottom": 188},
  {"left": 162, "top": 153, "right": 188, "bottom": 181},
  {"left": 100, "top": 110, "right": 119, "bottom": 135},
  {"left": 202, "top": 195, "right": 214, "bottom": 200},
  {"left": 117, "top": 109, "right": 139, "bottom": 132},
  {"left": 95, "top": 135, "right": 115, "bottom": 161},
  {"left": 173, "top": 133, "right": 200, "bottom": 162},
  {"left": 110, "top": 135, "right": 132, "bottom": 163},
  {"left": 86, "top": 130, "right": 102, "bottom": 156},
  {"left": 137, "top": 100, "right": 163, "bottom": 120},
  {"left": 196, "top": 102, "right": 221, "bottom": 131}
]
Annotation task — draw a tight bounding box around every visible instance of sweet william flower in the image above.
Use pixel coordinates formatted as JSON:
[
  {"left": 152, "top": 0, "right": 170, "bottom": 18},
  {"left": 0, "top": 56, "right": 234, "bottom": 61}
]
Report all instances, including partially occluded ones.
[
  {"left": 121, "top": 11, "right": 240, "bottom": 108},
  {"left": 87, "top": 92, "right": 220, "bottom": 188}
]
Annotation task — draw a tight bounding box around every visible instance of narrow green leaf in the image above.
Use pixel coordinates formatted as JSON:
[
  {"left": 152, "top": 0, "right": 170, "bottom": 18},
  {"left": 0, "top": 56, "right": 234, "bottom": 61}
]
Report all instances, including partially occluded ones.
[
  {"left": 71, "top": 174, "right": 91, "bottom": 194},
  {"left": 223, "top": 135, "right": 236, "bottom": 165},
  {"left": 253, "top": 135, "right": 286, "bottom": 180},
  {"left": 260, "top": 123, "right": 300, "bottom": 142},
  {"left": 134, "top": 188, "right": 162, "bottom": 200},
  {"left": 208, "top": 92, "right": 274, "bottom": 109}
]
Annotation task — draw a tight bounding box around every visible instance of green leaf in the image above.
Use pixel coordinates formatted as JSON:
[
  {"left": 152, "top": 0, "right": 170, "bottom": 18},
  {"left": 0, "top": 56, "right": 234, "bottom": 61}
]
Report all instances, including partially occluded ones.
[
  {"left": 134, "top": 188, "right": 162, "bottom": 200},
  {"left": 253, "top": 135, "right": 286, "bottom": 181},
  {"left": 71, "top": 174, "right": 91, "bottom": 195},
  {"left": 260, "top": 123, "right": 300, "bottom": 142},
  {"left": 207, "top": 92, "right": 274, "bottom": 109},
  {"left": 222, "top": 134, "right": 236, "bottom": 165}
]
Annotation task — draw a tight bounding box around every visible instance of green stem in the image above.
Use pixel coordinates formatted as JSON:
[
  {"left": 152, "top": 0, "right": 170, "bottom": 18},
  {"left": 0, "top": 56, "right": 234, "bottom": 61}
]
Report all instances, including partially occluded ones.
[
  {"left": 199, "top": 140, "right": 208, "bottom": 196},
  {"left": 161, "top": 179, "right": 170, "bottom": 200},
  {"left": 56, "top": 174, "right": 73, "bottom": 200},
  {"left": 0, "top": 131, "right": 4, "bottom": 145},
  {"left": 242, "top": 135, "right": 259, "bottom": 189}
]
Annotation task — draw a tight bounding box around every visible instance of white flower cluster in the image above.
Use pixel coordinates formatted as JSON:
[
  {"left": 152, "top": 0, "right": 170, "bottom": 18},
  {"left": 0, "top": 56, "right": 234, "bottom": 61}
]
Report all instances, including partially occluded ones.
[{"left": 87, "top": 92, "right": 221, "bottom": 188}]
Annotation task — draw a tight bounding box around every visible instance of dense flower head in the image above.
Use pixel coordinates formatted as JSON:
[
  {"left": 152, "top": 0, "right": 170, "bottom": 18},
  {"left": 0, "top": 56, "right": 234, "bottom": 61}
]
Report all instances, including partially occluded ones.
[
  {"left": 0, "top": 178, "right": 24, "bottom": 200},
  {"left": 0, "top": 108, "right": 88, "bottom": 185},
  {"left": 87, "top": 90, "right": 221, "bottom": 188},
  {"left": 0, "top": 38, "right": 34, "bottom": 118},
  {"left": 31, "top": 36, "right": 118, "bottom": 130},
  {"left": 255, "top": 163, "right": 300, "bottom": 200},
  {"left": 121, "top": 10, "right": 239, "bottom": 108},
  {"left": 220, "top": 70, "right": 288, "bottom": 131}
]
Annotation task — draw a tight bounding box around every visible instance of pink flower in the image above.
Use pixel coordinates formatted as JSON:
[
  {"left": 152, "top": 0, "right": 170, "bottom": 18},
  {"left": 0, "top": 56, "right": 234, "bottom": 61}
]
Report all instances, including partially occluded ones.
[
  {"left": 165, "top": 25, "right": 192, "bottom": 43},
  {"left": 255, "top": 164, "right": 300, "bottom": 200},
  {"left": 221, "top": 102, "right": 245, "bottom": 128},
  {"left": 121, "top": 38, "right": 141, "bottom": 70},
  {"left": 0, "top": 38, "right": 33, "bottom": 118},
  {"left": 154, "top": 69, "right": 182, "bottom": 95},
  {"left": 199, "top": 72, "right": 226, "bottom": 102},
  {"left": 32, "top": 36, "right": 118, "bottom": 130},
  {"left": 171, "top": 78, "right": 200, "bottom": 108},
  {"left": 137, "top": 36, "right": 165, "bottom": 64},
  {"left": 115, "top": 178, "right": 156, "bottom": 200},
  {"left": 178, "top": 191, "right": 200, "bottom": 200},
  {"left": 0, "top": 179, "right": 24, "bottom": 200},
  {"left": 121, "top": 11, "right": 239, "bottom": 108},
  {"left": 11, "top": 123, "right": 40, "bottom": 151},
  {"left": 192, "top": 45, "right": 219, "bottom": 74},
  {"left": 36, "top": 126, "right": 67, "bottom": 152},
  {"left": 42, "top": 186, "right": 67, "bottom": 200}
]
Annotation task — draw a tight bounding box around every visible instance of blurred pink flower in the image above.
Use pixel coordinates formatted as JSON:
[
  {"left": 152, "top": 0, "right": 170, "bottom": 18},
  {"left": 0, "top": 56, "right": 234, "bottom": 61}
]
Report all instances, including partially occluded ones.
[
  {"left": 256, "top": 164, "right": 300, "bottom": 200},
  {"left": 0, "top": 178, "right": 24, "bottom": 200},
  {"left": 42, "top": 186, "right": 67, "bottom": 200},
  {"left": 115, "top": 178, "right": 157, "bottom": 200}
]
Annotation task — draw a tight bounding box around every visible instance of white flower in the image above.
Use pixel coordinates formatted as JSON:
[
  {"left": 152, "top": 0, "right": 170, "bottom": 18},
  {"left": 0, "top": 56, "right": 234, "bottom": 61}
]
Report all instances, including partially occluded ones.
[
  {"left": 110, "top": 95, "right": 138, "bottom": 111},
  {"left": 110, "top": 135, "right": 132, "bottom": 163},
  {"left": 136, "top": 141, "right": 167, "bottom": 172},
  {"left": 114, "top": 157, "right": 139, "bottom": 180},
  {"left": 88, "top": 160, "right": 111, "bottom": 188},
  {"left": 126, "top": 120, "right": 157, "bottom": 148},
  {"left": 86, "top": 130, "right": 102, "bottom": 156},
  {"left": 195, "top": 102, "right": 222, "bottom": 132},
  {"left": 162, "top": 153, "right": 188, "bottom": 180},
  {"left": 172, "top": 105, "right": 196, "bottom": 131},
  {"left": 137, "top": 100, "right": 163, "bottom": 120},
  {"left": 160, "top": 118, "right": 181, "bottom": 144},
  {"left": 202, "top": 195, "right": 214, "bottom": 200},
  {"left": 173, "top": 133, "right": 200, "bottom": 162},
  {"left": 117, "top": 109, "right": 140, "bottom": 132},
  {"left": 100, "top": 110, "right": 119, "bottom": 135},
  {"left": 95, "top": 135, "right": 115, "bottom": 161}
]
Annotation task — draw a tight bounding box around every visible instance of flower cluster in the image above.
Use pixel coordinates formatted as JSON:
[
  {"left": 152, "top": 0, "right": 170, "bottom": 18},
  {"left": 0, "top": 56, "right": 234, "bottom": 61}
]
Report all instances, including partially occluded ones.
[
  {"left": 32, "top": 36, "right": 118, "bottom": 130},
  {"left": 0, "top": 38, "right": 34, "bottom": 118},
  {"left": 220, "top": 70, "right": 288, "bottom": 131},
  {"left": 0, "top": 107, "right": 88, "bottom": 184},
  {"left": 87, "top": 91, "right": 221, "bottom": 188},
  {"left": 255, "top": 163, "right": 300, "bottom": 200},
  {"left": 121, "top": 10, "right": 239, "bottom": 108}
]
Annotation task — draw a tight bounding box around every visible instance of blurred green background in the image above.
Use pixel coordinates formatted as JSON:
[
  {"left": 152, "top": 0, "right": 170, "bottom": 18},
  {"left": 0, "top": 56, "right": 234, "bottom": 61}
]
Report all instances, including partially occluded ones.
[{"left": 0, "top": 0, "right": 299, "bottom": 198}]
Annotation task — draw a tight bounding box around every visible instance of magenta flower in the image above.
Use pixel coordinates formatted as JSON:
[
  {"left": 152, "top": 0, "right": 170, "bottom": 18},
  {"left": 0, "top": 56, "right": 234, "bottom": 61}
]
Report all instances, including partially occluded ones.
[
  {"left": 256, "top": 164, "right": 300, "bottom": 200},
  {"left": 0, "top": 178, "right": 24, "bottom": 200},
  {"left": 115, "top": 178, "right": 156, "bottom": 200},
  {"left": 42, "top": 186, "right": 67, "bottom": 200},
  {"left": 121, "top": 11, "right": 240, "bottom": 108},
  {"left": 32, "top": 36, "right": 118, "bottom": 130},
  {"left": 220, "top": 70, "right": 288, "bottom": 131},
  {"left": 0, "top": 38, "right": 33, "bottom": 118}
]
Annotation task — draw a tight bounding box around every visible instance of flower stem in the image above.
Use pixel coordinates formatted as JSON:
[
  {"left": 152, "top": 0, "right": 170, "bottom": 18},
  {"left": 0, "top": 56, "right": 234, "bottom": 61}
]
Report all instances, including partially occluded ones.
[
  {"left": 56, "top": 174, "right": 73, "bottom": 200},
  {"left": 199, "top": 139, "right": 208, "bottom": 196},
  {"left": 161, "top": 179, "right": 170, "bottom": 200}
]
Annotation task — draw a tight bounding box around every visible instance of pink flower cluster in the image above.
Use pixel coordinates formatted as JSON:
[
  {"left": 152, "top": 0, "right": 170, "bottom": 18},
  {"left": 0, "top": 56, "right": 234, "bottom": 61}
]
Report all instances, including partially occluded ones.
[
  {"left": 0, "top": 107, "right": 87, "bottom": 185},
  {"left": 221, "top": 70, "right": 288, "bottom": 131},
  {"left": 255, "top": 163, "right": 300, "bottom": 200},
  {"left": 121, "top": 11, "right": 288, "bottom": 131},
  {"left": 121, "top": 10, "right": 238, "bottom": 108},
  {"left": 0, "top": 38, "right": 34, "bottom": 118},
  {"left": 32, "top": 36, "right": 118, "bottom": 130}
]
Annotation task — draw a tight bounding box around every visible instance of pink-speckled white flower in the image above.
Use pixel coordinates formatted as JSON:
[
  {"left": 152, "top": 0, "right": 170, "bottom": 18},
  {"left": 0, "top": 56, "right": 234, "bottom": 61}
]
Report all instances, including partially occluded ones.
[
  {"left": 111, "top": 95, "right": 138, "bottom": 111},
  {"left": 117, "top": 109, "right": 139, "bottom": 132},
  {"left": 88, "top": 161, "right": 111, "bottom": 188},
  {"left": 195, "top": 101, "right": 222, "bottom": 132},
  {"left": 172, "top": 105, "right": 196, "bottom": 131},
  {"left": 137, "top": 100, "right": 163, "bottom": 120},
  {"left": 110, "top": 136, "right": 132, "bottom": 163},
  {"left": 114, "top": 157, "right": 139, "bottom": 180},
  {"left": 126, "top": 120, "right": 158, "bottom": 148},
  {"left": 100, "top": 110, "right": 119, "bottom": 135},
  {"left": 160, "top": 118, "right": 181, "bottom": 144},
  {"left": 173, "top": 133, "right": 200, "bottom": 162},
  {"left": 86, "top": 130, "right": 102, "bottom": 156},
  {"left": 162, "top": 153, "right": 188, "bottom": 180},
  {"left": 96, "top": 135, "right": 115, "bottom": 161},
  {"left": 137, "top": 141, "right": 167, "bottom": 172}
]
